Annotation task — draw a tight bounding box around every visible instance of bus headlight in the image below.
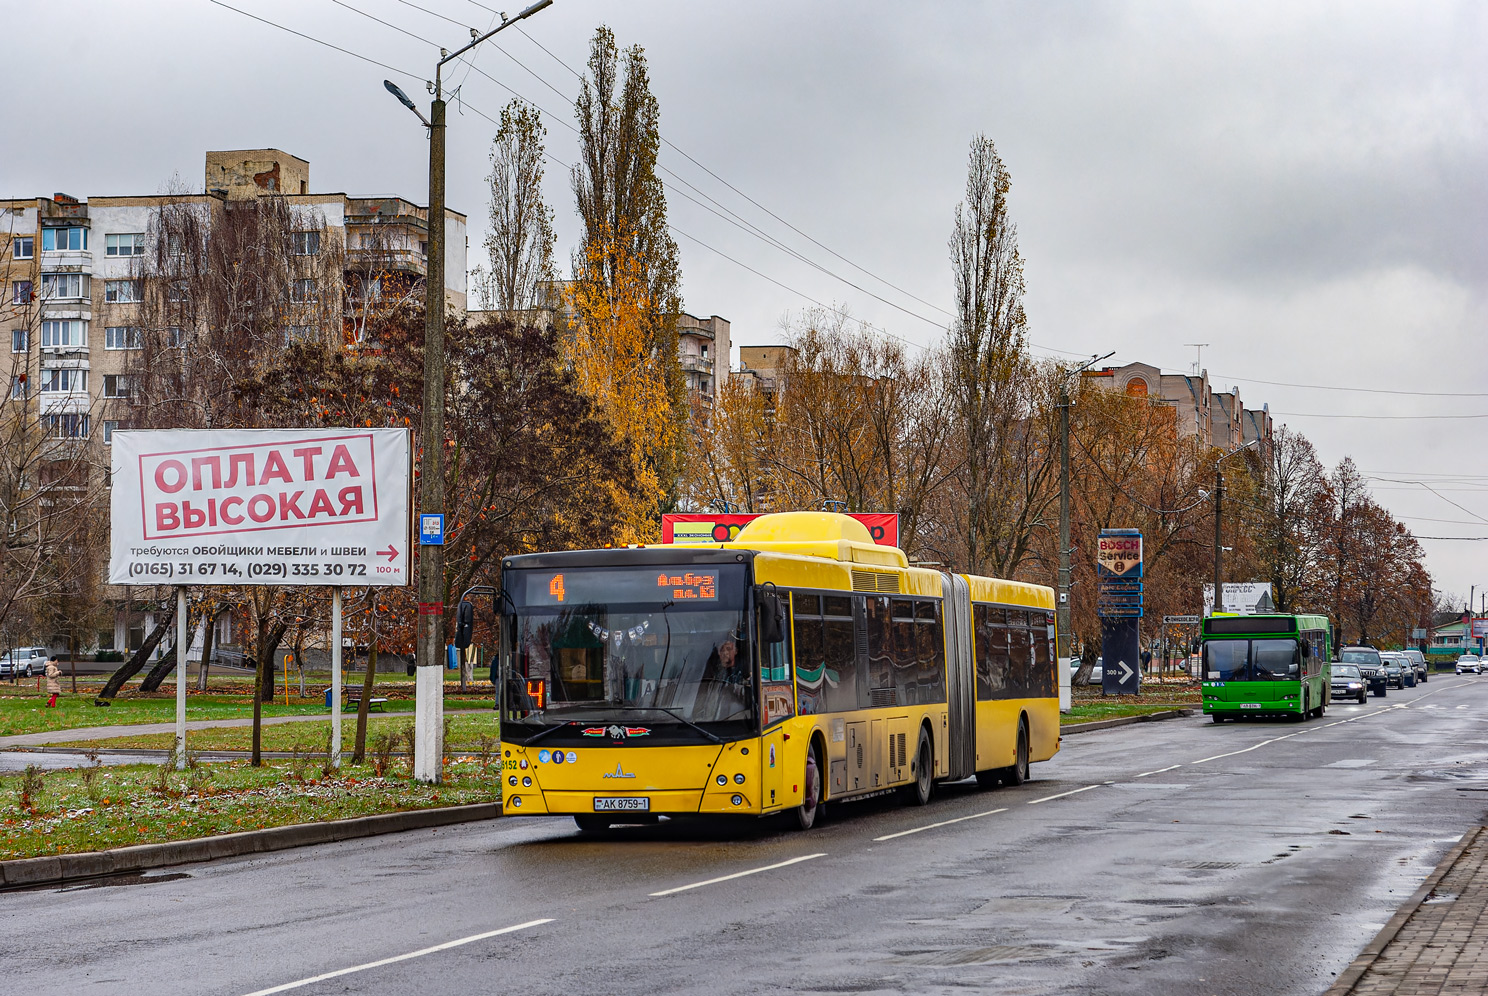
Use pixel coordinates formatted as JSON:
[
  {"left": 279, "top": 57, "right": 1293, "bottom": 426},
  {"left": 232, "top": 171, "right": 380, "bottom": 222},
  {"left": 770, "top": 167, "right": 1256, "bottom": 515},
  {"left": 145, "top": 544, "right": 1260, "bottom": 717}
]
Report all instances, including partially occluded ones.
[
  {"left": 731, "top": 794, "right": 743, "bottom": 806},
  {"left": 734, "top": 773, "right": 746, "bottom": 784},
  {"left": 510, "top": 796, "right": 522, "bottom": 807},
  {"left": 522, "top": 776, "right": 532, "bottom": 787},
  {"left": 509, "top": 776, "right": 518, "bottom": 786},
  {"left": 717, "top": 774, "right": 728, "bottom": 786}
]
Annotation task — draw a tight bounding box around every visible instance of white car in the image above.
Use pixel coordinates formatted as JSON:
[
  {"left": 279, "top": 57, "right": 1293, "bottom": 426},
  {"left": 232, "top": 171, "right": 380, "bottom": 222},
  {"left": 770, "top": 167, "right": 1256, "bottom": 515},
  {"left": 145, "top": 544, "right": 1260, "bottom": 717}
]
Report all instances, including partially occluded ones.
[
  {"left": 1, "top": 646, "right": 50, "bottom": 679},
  {"left": 1456, "top": 655, "right": 1482, "bottom": 675}
]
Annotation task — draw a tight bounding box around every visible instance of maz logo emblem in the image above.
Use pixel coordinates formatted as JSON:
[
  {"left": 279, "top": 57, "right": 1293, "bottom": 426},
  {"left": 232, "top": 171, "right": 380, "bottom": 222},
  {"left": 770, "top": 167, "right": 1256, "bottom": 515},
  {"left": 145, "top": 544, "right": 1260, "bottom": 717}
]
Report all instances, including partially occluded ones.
[{"left": 602, "top": 763, "right": 636, "bottom": 779}]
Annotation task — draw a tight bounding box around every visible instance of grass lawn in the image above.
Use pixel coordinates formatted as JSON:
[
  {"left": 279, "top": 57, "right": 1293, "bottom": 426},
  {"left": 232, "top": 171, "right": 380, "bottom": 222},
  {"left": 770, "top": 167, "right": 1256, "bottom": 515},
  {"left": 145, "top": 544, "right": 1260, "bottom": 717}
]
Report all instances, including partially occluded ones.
[
  {"left": 0, "top": 755, "right": 501, "bottom": 862},
  {"left": 0, "top": 688, "right": 493, "bottom": 739},
  {"left": 1063, "top": 683, "right": 1199, "bottom": 723},
  {"left": 64, "top": 713, "right": 500, "bottom": 754}
]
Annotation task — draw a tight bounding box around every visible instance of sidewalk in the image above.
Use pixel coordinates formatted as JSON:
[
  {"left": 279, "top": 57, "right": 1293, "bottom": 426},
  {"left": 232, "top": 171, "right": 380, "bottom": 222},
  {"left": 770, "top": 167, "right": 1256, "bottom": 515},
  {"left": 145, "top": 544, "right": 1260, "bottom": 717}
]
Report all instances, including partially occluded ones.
[
  {"left": 1327, "top": 825, "right": 1488, "bottom": 995},
  {"left": 0, "top": 709, "right": 493, "bottom": 750}
]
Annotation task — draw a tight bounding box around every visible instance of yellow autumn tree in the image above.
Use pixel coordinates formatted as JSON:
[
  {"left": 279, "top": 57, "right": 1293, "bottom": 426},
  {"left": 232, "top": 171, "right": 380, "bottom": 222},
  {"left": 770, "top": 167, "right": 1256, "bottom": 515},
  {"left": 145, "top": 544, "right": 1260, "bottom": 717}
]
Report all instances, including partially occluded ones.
[{"left": 564, "top": 231, "right": 676, "bottom": 542}]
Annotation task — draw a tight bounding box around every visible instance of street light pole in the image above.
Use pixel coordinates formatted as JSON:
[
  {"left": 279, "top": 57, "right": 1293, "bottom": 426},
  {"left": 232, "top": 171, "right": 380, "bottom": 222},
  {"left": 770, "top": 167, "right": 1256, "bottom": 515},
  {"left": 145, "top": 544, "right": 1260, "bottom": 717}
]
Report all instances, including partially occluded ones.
[
  {"left": 388, "top": 0, "right": 553, "bottom": 784},
  {"left": 1210, "top": 438, "right": 1258, "bottom": 617}
]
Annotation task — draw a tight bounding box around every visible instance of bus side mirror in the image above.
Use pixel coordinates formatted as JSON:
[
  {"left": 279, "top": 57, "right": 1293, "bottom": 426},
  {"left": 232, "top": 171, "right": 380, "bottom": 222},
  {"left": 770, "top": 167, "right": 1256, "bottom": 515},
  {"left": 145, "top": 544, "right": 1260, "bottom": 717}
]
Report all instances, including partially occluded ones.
[
  {"left": 1300, "top": 642, "right": 1311, "bottom": 658},
  {"left": 758, "top": 591, "right": 786, "bottom": 644},
  {"left": 454, "top": 600, "right": 476, "bottom": 650}
]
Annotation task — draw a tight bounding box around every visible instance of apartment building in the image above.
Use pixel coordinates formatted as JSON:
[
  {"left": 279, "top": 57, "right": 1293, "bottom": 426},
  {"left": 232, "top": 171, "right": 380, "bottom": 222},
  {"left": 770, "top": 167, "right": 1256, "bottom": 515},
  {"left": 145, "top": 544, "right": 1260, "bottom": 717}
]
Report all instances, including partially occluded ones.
[
  {"left": 1, "top": 148, "right": 465, "bottom": 447},
  {"left": 1082, "top": 360, "right": 1273, "bottom": 459},
  {"left": 676, "top": 312, "right": 729, "bottom": 400}
]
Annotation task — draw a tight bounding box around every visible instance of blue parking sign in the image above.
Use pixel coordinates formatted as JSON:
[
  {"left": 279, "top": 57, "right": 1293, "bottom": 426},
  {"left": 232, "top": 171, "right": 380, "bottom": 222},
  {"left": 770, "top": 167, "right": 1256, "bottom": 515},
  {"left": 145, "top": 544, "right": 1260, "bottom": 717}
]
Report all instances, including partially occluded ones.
[{"left": 419, "top": 513, "right": 444, "bottom": 545}]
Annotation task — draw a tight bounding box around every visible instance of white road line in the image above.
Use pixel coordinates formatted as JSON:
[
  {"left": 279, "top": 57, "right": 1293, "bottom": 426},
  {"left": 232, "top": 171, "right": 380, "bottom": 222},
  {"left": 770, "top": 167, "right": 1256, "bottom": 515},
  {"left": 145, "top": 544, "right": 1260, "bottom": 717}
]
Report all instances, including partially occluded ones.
[
  {"left": 1135, "top": 765, "right": 1182, "bottom": 778},
  {"left": 1190, "top": 732, "right": 1299, "bottom": 764},
  {"left": 240, "top": 919, "right": 554, "bottom": 996},
  {"left": 1027, "top": 784, "right": 1102, "bottom": 805},
  {"left": 649, "top": 853, "right": 825, "bottom": 897},
  {"left": 873, "top": 808, "right": 1008, "bottom": 841}
]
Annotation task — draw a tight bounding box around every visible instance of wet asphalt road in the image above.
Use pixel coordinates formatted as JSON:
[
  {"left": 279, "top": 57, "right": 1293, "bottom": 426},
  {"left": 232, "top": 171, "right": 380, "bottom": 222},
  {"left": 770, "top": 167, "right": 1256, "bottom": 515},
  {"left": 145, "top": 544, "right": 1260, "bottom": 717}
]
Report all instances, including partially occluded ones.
[{"left": 5, "top": 674, "right": 1487, "bottom": 996}]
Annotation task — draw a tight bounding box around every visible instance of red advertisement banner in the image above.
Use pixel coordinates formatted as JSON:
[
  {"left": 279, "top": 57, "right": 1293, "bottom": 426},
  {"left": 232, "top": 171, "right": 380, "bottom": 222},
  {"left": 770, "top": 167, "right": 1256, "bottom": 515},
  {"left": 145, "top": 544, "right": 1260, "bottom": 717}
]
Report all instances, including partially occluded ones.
[{"left": 662, "top": 512, "right": 900, "bottom": 548}]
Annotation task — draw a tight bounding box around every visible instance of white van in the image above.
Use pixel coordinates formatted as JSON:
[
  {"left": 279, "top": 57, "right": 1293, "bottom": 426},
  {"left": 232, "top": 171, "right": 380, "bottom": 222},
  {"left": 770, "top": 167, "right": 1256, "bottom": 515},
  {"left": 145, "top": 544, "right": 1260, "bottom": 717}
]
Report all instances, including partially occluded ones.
[{"left": 0, "top": 646, "right": 51, "bottom": 679}]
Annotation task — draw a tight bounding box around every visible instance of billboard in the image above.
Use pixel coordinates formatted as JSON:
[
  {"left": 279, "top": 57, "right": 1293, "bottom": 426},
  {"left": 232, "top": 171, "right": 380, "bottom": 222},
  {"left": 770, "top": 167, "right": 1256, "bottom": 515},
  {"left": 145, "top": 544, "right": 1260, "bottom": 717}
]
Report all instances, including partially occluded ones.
[
  {"left": 662, "top": 512, "right": 900, "bottom": 548},
  {"left": 1096, "top": 529, "right": 1143, "bottom": 579},
  {"left": 1203, "top": 582, "right": 1275, "bottom": 615},
  {"left": 110, "top": 428, "right": 412, "bottom": 586},
  {"left": 1473, "top": 619, "right": 1488, "bottom": 639}
]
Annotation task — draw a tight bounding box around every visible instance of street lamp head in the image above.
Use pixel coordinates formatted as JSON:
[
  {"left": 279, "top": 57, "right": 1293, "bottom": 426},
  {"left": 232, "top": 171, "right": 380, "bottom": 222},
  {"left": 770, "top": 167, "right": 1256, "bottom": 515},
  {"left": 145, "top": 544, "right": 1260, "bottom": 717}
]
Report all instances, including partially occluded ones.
[{"left": 384, "top": 80, "right": 433, "bottom": 128}]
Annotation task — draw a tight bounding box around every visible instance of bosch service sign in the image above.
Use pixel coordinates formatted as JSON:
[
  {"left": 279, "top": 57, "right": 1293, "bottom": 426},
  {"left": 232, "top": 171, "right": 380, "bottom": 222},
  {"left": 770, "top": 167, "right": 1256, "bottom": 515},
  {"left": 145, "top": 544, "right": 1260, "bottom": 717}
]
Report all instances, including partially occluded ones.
[
  {"left": 1096, "top": 529, "right": 1143, "bottom": 579},
  {"left": 110, "top": 428, "right": 411, "bottom": 586}
]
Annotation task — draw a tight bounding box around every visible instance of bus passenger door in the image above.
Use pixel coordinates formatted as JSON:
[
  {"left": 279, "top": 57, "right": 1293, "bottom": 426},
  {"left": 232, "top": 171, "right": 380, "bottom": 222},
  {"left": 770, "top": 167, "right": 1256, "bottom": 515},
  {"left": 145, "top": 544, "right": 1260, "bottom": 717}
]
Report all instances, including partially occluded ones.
[{"left": 758, "top": 590, "right": 794, "bottom": 812}]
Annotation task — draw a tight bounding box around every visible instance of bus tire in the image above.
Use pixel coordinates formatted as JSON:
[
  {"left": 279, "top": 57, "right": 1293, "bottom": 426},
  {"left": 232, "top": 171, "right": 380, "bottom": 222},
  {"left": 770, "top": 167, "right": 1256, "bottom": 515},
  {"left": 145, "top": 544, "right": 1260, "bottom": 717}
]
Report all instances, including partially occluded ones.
[
  {"left": 794, "top": 745, "right": 822, "bottom": 831},
  {"left": 905, "top": 727, "right": 933, "bottom": 806},
  {"left": 1003, "top": 719, "right": 1030, "bottom": 786},
  {"left": 1211, "top": 712, "right": 1225, "bottom": 724},
  {"left": 574, "top": 815, "right": 611, "bottom": 833}
]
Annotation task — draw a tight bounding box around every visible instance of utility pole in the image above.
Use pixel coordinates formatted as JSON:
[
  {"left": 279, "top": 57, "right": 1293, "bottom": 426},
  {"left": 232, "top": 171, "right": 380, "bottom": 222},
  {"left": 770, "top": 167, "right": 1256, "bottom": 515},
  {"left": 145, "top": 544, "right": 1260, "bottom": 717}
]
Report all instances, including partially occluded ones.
[
  {"left": 387, "top": 0, "right": 553, "bottom": 785},
  {"left": 1057, "top": 387, "right": 1072, "bottom": 665},
  {"left": 1212, "top": 466, "right": 1223, "bottom": 617}
]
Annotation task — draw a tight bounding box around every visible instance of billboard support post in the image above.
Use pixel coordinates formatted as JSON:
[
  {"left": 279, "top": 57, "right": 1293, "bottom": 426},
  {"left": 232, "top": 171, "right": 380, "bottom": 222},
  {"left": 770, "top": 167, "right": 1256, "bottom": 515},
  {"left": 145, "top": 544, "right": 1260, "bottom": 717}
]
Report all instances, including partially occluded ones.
[
  {"left": 331, "top": 586, "right": 342, "bottom": 769},
  {"left": 175, "top": 585, "right": 187, "bottom": 770}
]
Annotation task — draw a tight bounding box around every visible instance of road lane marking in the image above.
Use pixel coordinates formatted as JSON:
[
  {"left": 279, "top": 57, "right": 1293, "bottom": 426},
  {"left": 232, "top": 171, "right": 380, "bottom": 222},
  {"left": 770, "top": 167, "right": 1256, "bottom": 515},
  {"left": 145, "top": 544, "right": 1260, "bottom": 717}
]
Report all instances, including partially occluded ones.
[
  {"left": 240, "top": 919, "right": 555, "bottom": 996},
  {"left": 874, "top": 808, "right": 1008, "bottom": 841},
  {"left": 1027, "top": 784, "right": 1102, "bottom": 805},
  {"left": 1190, "top": 732, "right": 1300, "bottom": 764},
  {"left": 649, "top": 853, "right": 825, "bottom": 897},
  {"left": 1135, "top": 765, "right": 1182, "bottom": 778}
]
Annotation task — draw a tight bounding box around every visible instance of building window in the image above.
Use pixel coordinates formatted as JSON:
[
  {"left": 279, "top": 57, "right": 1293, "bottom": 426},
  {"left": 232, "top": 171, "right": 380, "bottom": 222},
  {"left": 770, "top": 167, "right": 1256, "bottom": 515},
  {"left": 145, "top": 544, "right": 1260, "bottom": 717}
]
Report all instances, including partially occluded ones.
[
  {"left": 420, "top": 240, "right": 427, "bottom": 256},
  {"left": 103, "top": 419, "right": 119, "bottom": 444},
  {"left": 103, "top": 374, "right": 131, "bottom": 399},
  {"left": 46, "top": 414, "right": 89, "bottom": 439},
  {"left": 40, "top": 368, "right": 87, "bottom": 393},
  {"left": 10, "top": 329, "right": 26, "bottom": 352},
  {"left": 292, "top": 231, "right": 321, "bottom": 255},
  {"left": 12, "top": 236, "right": 33, "bottom": 259},
  {"left": 41, "top": 320, "right": 87, "bottom": 348},
  {"left": 285, "top": 325, "right": 317, "bottom": 344},
  {"left": 9, "top": 376, "right": 27, "bottom": 400},
  {"left": 167, "top": 326, "right": 186, "bottom": 348},
  {"left": 104, "top": 279, "right": 142, "bottom": 304},
  {"left": 105, "top": 233, "right": 147, "bottom": 257},
  {"left": 167, "top": 281, "right": 190, "bottom": 304},
  {"left": 41, "top": 227, "right": 88, "bottom": 252},
  {"left": 1126, "top": 377, "right": 1149, "bottom": 397},
  {"left": 11, "top": 280, "right": 32, "bottom": 304},
  {"left": 290, "top": 278, "right": 318, "bottom": 304},
  {"left": 40, "top": 273, "right": 89, "bottom": 300},
  {"left": 105, "top": 326, "right": 142, "bottom": 350}
]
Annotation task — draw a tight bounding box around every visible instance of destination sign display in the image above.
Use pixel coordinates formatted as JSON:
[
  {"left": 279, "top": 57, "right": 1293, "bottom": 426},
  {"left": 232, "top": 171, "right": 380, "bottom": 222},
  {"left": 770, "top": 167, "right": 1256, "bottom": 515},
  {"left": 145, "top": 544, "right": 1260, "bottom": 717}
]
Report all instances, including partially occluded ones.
[{"left": 521, "top": 567, "right": 727, "bottom": 608}]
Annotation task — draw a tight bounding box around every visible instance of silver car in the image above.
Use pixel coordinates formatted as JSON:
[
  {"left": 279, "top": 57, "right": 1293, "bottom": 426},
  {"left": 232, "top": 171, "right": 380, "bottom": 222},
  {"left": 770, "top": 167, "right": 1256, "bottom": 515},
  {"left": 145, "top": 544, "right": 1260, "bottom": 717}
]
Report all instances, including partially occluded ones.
[
  {"left": 0, "top": 646, "right": 50, "bottom": 679},
  {"left": 1457, "top": 655, "right": 1482, "bottom": 675},
  {"left": 1330, "top": 664, "right": 1368, "bottom": 704}
]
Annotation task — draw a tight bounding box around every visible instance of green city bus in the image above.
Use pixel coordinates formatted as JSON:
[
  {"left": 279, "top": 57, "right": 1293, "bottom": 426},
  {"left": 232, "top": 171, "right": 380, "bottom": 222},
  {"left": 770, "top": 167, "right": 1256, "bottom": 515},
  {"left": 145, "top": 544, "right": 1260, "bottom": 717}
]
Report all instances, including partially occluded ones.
[{"left": 1200, "top": 614, "right": 1331, "bottom": 723}]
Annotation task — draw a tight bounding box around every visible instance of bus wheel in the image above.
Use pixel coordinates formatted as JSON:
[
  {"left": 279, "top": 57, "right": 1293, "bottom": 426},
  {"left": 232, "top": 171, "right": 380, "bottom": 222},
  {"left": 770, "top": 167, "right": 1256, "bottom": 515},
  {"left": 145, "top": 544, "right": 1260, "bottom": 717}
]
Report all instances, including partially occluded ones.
[
  {"left": 1003, "top": 721, "right": 1030, "bottom": 786},
  {"left": 905, "top": 728, "right": 934, "bottom": 806},
  {"left": 574, "top": 815, "right": 611, "bottom": 833},
  {"left": 1211, "top": 712, "right": 1225, "bottom": 724},
  {"left": 794, "top": 747, "right": 821, "bottom": 831}
]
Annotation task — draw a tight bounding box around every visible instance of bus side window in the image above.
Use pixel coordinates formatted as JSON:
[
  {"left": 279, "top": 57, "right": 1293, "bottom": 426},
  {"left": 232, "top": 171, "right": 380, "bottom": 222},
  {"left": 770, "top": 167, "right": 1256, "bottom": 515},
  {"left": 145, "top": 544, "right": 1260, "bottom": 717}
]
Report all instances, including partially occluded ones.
[
  {"left": 792, "top": 594, "right": 825, "bottom": 716},
  {"left": 822, "top": 596, "right": 859, "bottom": 713},
  {"left": 976, "top": 605, "right": 1010, "bottom": 700},
  {"left": 1007, "top": 610, "right": 1031, "bottom": 696},
  {"left": 916, "top": 600, "right": 946, "bottom": 703}
]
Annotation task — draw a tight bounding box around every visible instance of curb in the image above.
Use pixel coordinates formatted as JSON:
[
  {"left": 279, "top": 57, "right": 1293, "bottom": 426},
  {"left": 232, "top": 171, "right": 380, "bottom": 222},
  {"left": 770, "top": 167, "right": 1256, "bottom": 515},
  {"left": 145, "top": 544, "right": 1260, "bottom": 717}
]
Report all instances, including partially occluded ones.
[
  {"left": 6, "top": 746, "right": 425, "bottom": 760},
  {"left": 1322, "top": 824, "right": 1485, "bottom": 995},
  {"left": 0, "top": 800, "right": 502, "bottom": 892},
  {"left": 1060, "top": 708, "right": 1194, "bottom": 735}
]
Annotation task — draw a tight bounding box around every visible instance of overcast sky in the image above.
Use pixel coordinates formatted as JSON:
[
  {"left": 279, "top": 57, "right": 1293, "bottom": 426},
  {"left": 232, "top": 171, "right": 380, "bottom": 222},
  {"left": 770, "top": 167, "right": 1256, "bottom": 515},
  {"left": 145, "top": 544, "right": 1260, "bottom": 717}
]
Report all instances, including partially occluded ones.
[{"left": 9, "top": 0, "right": 1487, "bottom": 604}]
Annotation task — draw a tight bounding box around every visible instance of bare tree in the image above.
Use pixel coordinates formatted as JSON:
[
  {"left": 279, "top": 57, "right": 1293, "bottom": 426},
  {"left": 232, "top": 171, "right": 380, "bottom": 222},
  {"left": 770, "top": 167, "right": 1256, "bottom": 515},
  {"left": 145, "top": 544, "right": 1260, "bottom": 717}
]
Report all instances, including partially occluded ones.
[
  {"left": 473, "top": 100, "right": 556, "bottom": 316},
  {"left": 946, "top": 135, "right": 1036, "bottom": 575}
]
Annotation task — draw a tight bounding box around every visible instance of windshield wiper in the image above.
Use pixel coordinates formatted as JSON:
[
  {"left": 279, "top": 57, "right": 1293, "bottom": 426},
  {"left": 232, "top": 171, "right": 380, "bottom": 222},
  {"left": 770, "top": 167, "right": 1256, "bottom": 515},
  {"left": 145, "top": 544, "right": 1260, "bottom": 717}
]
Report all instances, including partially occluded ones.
[
  {"left": 519, "top": 720, "right": 583, "bottom": 746},
  {"left": 610, "top": 706, "right": 725, "bottom": 744}
]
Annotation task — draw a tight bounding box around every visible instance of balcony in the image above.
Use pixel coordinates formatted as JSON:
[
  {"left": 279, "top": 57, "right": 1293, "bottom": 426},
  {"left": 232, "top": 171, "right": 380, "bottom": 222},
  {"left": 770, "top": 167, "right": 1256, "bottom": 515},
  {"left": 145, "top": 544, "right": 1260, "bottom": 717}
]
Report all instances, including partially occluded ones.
[
  {"left": 39, "top": 249, "right": 92, "bottom": 273},
  {"left": 680, "top": 354, "right": 713, "bottom": 375}
]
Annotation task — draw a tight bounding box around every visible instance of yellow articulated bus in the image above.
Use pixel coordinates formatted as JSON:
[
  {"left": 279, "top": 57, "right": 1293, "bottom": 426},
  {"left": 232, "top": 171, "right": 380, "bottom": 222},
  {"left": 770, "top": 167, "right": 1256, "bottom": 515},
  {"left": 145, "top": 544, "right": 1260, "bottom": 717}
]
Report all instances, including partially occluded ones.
[{"left": 494, "top": 512, "right": 1059, "bottom": 831}]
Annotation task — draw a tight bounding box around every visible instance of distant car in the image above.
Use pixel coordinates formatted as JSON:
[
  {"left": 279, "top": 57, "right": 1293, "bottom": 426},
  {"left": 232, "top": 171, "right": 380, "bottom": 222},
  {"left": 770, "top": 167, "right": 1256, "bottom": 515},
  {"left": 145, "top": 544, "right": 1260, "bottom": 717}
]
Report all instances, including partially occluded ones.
[
  {"left": 1340, "top": 646, "right": 1388, "bottom": 697},
  {"left": 1457, "top": 655, "right": 1483, "bottom": 676},
  {"left": 1070, "top": 659, "right": 1104, "bottom": 683},
  {"left": 0, "top": 646, "right": 49, "bottom": 679},
  {"left": 1382, "top": 652, "right": 1416, "bottom": 688},
  {"left": 1330, "top": 664, "right": 1368, "bottom": 704},
  {"left": 1402, "top": 649, "right": 1428, "bottom": 683},
  {"left": 1381, "top": 660, "right": 1409, "bottom": 689}
]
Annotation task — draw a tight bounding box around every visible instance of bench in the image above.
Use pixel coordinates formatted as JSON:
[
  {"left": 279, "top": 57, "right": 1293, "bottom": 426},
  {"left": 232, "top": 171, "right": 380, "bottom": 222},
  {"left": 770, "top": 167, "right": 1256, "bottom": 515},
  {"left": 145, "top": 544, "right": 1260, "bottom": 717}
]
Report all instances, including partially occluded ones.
[{"left": 336, "top": 687, "right": 388, "bottom": 711}]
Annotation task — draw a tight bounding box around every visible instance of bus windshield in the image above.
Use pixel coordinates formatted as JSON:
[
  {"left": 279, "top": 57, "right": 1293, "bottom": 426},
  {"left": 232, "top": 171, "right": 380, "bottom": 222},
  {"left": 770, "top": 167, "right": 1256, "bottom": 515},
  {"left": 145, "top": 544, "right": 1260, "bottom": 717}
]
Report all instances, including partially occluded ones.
[
  {"left": 1203, "top": 638, "right": 1301, "bottom": 681},
  {"left": 501, "top": 564, "right": 755, "bottom": 743}
]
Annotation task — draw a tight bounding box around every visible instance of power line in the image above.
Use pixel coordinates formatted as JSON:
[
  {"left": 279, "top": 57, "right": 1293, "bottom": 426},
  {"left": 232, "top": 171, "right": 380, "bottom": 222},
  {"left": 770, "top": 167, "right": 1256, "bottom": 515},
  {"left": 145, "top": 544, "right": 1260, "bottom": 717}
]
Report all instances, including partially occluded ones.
[
  {"left": 1270, "top": 411, "right": 1488, "bottom": 420},
  {"left": 1214, "top": 373, "right": 1488, "bottom": 398},
  {"left": 206, "top": 0, "right": 422, "bottom": 80}
]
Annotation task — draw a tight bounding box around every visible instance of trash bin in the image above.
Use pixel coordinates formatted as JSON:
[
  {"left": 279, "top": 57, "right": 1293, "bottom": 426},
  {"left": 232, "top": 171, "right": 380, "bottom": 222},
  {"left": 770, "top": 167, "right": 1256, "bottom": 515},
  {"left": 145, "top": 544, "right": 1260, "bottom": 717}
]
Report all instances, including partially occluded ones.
[{"left": 324, "top": 687, "right": 334, "bottom": 708}]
